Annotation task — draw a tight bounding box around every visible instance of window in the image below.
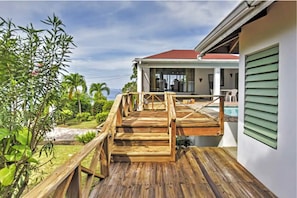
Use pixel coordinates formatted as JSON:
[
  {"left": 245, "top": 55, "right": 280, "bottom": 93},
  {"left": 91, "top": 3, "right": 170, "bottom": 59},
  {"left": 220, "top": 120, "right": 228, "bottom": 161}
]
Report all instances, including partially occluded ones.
[
  {"left": 244, "top": 45, "right": 279, "bottom": 148},
  {"left": 150, "top": 68, "right": 194, "bottom": 92}
]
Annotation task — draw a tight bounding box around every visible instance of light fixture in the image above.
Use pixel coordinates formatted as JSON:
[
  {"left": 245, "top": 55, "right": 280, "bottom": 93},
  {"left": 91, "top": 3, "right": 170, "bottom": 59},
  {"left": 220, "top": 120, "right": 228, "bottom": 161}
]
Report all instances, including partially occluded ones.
[
  {"left": 230, "top": 73, "right": 233, "bottom": 78},
  {"left": 199, "top": 78, "right": 203, "bottom": 82}
]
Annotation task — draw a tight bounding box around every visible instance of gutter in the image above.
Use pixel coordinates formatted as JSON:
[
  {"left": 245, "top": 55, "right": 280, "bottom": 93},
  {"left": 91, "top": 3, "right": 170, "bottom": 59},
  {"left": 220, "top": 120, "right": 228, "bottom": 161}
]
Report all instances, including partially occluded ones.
[{"left": 135, "top": 58, "right": 238, "bottom": 65}]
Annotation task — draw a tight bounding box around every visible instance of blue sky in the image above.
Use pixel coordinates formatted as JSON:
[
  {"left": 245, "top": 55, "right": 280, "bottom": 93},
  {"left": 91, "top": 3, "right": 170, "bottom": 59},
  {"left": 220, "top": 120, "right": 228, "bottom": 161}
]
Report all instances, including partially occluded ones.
[{"left": 0, "top": 1, "right": 239, "bottom": 90}]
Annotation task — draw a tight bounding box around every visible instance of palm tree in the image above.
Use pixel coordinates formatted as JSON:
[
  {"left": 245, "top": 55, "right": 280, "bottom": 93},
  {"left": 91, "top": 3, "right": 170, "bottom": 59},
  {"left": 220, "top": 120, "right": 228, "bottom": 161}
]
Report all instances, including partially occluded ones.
[
  {"left": 89, "top": 82, "right": 110, "bottom": 101},
  {"left": 63, "top": 73, "right": 87, "bottom": 114}
]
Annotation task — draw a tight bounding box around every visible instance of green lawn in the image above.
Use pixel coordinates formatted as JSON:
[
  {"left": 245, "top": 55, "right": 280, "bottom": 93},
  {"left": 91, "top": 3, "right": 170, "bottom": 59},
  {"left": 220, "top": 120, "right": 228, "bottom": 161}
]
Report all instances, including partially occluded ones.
[
  {"left": 25, "top": 120, "right": 100, "bottom": 193},
  {"left": 27, "top": 145, "right": 92, "bottom": 191},
  {"left": 58, "top": 119, "right": 98, "bottom": 129}
]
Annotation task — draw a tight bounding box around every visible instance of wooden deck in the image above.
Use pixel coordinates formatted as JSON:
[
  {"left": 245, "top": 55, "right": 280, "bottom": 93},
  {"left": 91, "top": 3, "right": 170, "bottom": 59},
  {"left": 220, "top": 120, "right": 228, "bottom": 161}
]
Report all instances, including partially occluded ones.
[
  {"left": 90, "top": 147, "right": 276, "bottom": 198},
  {"left": 112, "top": 98, "right": 224, "bottom": 162},
  {"left": 22, "top": 93, "right": 234, "bottom": 197},
  {"left": 119, "top": 105, "right": 221, "bottom": 136}
]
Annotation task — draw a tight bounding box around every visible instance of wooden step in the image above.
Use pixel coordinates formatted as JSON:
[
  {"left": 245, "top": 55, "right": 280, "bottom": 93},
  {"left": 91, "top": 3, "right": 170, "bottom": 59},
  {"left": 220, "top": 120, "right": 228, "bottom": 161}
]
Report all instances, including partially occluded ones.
[
  {"left": 114, "top": 133, "right": 169, "bottom": 141},
  {"left": 112, "top": 145, "right": 170, "bottom": 155},
  {"left": 116, "top": 127, "right": 168, "bottom": 133},
  {"left": 121, "top": 119, "right": 167, "bottom": 127},
  {"left": 111, "top": 145, "right": 172, "bottom": 162},
  {"left": 121, "top": 113, "right": 167, "bottom": 128},
  {"left": 114, "top": 132, "right": 170, "bottom": 146}
]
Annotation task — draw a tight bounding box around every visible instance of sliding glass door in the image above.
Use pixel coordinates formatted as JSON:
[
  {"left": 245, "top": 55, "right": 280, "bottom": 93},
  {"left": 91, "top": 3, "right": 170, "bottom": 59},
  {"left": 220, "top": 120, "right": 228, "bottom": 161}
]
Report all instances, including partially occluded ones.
[{"left": 150, "top": 68, "right": 195, "bottom": 92}]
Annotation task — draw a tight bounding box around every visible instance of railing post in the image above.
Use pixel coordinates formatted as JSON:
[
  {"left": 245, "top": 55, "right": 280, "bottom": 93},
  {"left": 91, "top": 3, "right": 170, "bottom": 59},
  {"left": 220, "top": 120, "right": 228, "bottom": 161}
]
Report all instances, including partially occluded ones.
[
  {"left": 170, "top": 119, "right": 176, "bottom": 161},
  {"left": 167, "top": 93, "right": 176, "bottom": 162},
  {"left": 128, "top": 93, "right": 133, "bottom": 112},
  {"left": 66, "top": 166, "right": 82, "bottom": 198},
  {"left": 101, "top": 136, "right": 109, "bottom": 177},
  {"left": 165, "top": 92, "right": 168, "bottom": 111},
  {"left": 138, "top": 92, "right": 143, "bottom": 111},
  {"left": 116, "top": 103, "right": 122, "bottom": 126},
  {"left": 219, "top": 96, "right": 224, "bottom": 135},
  {"left": 151, "top": 93, "right": 154, "bottom": 110}
]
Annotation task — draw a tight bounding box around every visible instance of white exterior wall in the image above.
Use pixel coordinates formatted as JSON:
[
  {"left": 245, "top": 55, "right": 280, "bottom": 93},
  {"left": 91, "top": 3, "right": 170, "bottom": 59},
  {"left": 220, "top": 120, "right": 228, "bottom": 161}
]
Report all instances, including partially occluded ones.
[
  {"left": 222, "top": 69, "right": 238, "bottom": 89},
  {"left": 237, "top": 2, "right": 296, "bottom": 197},
  {"left": 195, "top": 68, "right": 213, "bottom": 94}
]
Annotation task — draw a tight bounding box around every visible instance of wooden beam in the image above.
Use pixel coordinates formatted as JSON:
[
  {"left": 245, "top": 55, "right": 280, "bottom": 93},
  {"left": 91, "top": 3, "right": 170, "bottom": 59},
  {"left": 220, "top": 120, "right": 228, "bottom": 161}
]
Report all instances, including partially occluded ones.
[
  {"left": 177, "top": 127, "right": 223, "bottom": 136},
  {"left": 81, "top": 166, "right": 105, "bottom": 179}
]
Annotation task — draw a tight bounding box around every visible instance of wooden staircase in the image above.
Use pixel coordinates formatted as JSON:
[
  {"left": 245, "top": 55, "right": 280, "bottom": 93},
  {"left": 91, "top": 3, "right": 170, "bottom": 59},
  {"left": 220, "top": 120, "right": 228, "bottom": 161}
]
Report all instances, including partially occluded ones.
[{"left": 111, "top": 111, "right": 173, "bottom": 162}]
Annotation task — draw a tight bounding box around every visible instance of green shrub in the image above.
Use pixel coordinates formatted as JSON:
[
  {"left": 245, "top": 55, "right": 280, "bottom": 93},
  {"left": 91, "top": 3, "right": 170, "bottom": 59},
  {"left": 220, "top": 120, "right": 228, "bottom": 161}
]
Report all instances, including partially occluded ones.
[
  {"left": 92, "top": 100, "right": 106, "bottom": 115},
  {"left": 76, "top": 112, "right": 91, "bottom": 122},
  {"left": 75, "top": 131, "right": 96, "bottom": 144},
  {"left": 87, "top": 115, "right": 95, "bottom": 121},
  {"left": 103, "top": 100, "right": 114, "bottom": 112},
  {"left": 96, "top": 112, "right": 109, "bottom": 124},
  {"left": 60, "top": 109, "right": 73, "bottom": 124}
]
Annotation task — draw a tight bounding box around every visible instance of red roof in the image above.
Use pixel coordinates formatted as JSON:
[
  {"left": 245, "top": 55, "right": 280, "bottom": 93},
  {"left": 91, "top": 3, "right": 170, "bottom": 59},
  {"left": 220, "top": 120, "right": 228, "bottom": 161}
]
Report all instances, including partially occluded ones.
[{"left": 144, "top": 50, "right": 238, "bottom": 60}]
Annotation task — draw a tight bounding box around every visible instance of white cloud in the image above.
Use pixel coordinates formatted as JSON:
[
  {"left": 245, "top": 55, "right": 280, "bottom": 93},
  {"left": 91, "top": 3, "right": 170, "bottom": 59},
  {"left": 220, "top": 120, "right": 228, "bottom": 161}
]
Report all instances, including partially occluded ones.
[{"left": 0, "top": 1, "right": 240, "bottom": 90}]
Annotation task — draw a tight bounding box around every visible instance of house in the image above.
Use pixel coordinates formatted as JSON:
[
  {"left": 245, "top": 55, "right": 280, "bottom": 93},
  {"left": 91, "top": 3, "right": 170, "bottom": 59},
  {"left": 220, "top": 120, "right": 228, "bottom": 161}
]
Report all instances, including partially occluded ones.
[
  {"left": 134, "top": 50, "right": 239, "bottom": 97},
  {"left": 195, "top": 1, "right": 296, "bottom": 197},
  {"left": 134, "top": 49, "right": 239, "bottom": 148}
]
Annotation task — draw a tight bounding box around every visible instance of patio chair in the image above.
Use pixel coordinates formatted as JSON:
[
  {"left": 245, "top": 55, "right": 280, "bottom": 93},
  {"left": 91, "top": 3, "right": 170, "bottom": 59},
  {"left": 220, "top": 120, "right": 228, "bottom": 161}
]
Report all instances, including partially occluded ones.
[{"left": 228, "top": 89, "right": 238, "bottom": 102}]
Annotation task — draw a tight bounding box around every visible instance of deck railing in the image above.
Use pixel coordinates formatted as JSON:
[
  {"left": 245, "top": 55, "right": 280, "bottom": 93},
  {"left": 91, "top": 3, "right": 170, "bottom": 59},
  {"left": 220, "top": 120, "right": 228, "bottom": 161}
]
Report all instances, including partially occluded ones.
[
  {"left": 23, "top": 94, "right": 125, "bottom": 198},
  {"left": 173, "top": 95, "right": 225, "bottom": 135},
  {"left": 166, "top": 92, "right": 177, "bottom": 161},
  {"left": 23, "top": 92, "right": 223, "bottom": 197}
]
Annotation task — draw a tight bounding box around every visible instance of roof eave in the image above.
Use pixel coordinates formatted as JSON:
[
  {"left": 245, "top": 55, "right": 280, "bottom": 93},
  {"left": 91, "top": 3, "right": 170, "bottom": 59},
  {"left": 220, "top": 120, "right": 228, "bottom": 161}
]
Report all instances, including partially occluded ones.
[
  {"left": 195, "top": 0, "right": 276, "bottom": 56},
  {"left": 135, "top": 58, "right": 238, "bottom": 65}
]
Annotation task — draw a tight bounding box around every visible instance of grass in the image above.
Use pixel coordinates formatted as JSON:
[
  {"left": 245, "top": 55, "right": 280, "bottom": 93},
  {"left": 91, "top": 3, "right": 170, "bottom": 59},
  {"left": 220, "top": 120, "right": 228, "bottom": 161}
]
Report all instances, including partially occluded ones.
[
  {"left": 58, "top": 119, "right": 98, "bottom": 129},
  {"left": 24, "top": 118, "right": 102, "bottom": 194},
  {"left": 27, "top": 144, "right": 96, "bottom": 191}
]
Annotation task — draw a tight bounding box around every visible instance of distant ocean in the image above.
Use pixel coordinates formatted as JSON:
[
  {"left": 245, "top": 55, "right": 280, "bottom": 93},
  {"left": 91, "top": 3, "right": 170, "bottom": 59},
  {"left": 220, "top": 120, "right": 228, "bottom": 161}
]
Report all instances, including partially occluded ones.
[{"left": 104, "top": 89, "right": 122, "bottom": 100}]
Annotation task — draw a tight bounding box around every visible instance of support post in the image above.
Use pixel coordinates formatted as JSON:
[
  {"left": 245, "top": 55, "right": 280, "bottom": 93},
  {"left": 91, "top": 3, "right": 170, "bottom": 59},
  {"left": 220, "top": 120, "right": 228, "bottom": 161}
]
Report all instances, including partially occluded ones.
[
  {"left": 219, "top": 96, "right": 224, "bottom": 135},
  {"left": 213, "top": 67, "right": 221, "bottom": 102}
]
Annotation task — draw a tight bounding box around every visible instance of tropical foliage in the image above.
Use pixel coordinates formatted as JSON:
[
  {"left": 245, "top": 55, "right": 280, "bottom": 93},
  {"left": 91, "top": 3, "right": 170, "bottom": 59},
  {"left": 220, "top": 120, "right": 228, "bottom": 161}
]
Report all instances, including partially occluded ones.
[
  {"left": 62, "top": 73, "right": 87, "bottom": 114},
  {"left": 89, "top": 82, "right": 110, "bottom": 101},
  {"left": 96, "top": 112, "right": 109, "bottom": 124},
  {"left": 75, "top": 131, "right": 96, "bottom": 144},
  {"left": 0, "top": 15, "right": 75, "bottom": 197}
]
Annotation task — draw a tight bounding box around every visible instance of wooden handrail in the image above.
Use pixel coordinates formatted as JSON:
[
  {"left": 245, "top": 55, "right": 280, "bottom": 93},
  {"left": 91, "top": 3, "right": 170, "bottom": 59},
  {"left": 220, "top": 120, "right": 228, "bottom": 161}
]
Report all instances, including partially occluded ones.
[
  {"left": 166, "top": 92, "right": 176, "bottom": 161},
  {"left": 23, "top": 132, "right": 109, "bottom": 198},
  {"left": 141, "top": 92, "right": 167, "bottom": 110},
  {"left": 23, "top": 94, "right": 125, "bottom": 198}
]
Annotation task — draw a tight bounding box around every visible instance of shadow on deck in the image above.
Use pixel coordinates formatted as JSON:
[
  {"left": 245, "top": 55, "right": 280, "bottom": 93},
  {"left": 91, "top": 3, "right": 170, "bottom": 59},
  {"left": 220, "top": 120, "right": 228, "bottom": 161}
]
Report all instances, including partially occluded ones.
[{"left": 90, "top": 147, "right": 276, "bottom": 198}]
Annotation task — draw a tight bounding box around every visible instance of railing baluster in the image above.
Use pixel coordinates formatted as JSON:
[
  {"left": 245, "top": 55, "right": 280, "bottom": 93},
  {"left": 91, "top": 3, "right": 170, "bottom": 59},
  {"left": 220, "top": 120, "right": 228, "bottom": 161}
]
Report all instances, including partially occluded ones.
[
  {"left": 219, "top": 96, "right": 225, "bottom": 135},
  {"left": 82, "top": 142, "right": 103, "bottom": 197},
  {"left": 53, "top": 171, "right": 75, "bottom": 197},
  {"left": 67, "top": 166, "right": 82, "bottom": 198}
]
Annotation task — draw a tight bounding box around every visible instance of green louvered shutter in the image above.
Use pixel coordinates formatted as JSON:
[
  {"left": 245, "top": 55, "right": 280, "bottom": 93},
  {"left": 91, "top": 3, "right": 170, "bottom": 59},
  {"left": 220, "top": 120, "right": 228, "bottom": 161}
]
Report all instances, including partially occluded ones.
[{"left": 244, "top": 45, "right": 279, "bottom": 148}]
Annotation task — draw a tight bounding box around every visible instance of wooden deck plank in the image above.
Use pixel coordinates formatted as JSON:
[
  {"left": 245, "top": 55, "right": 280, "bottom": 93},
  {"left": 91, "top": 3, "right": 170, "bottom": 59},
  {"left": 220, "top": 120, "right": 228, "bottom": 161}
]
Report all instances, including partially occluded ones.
[
  {"left": 90, "top": 147, "right": 276, "bottom": 198},
  {"left": 112, "top": 145, "right": 171, "bottom": 155},
  {"left": 115, "top": 133, "right": 169, "bottom": 140}
]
